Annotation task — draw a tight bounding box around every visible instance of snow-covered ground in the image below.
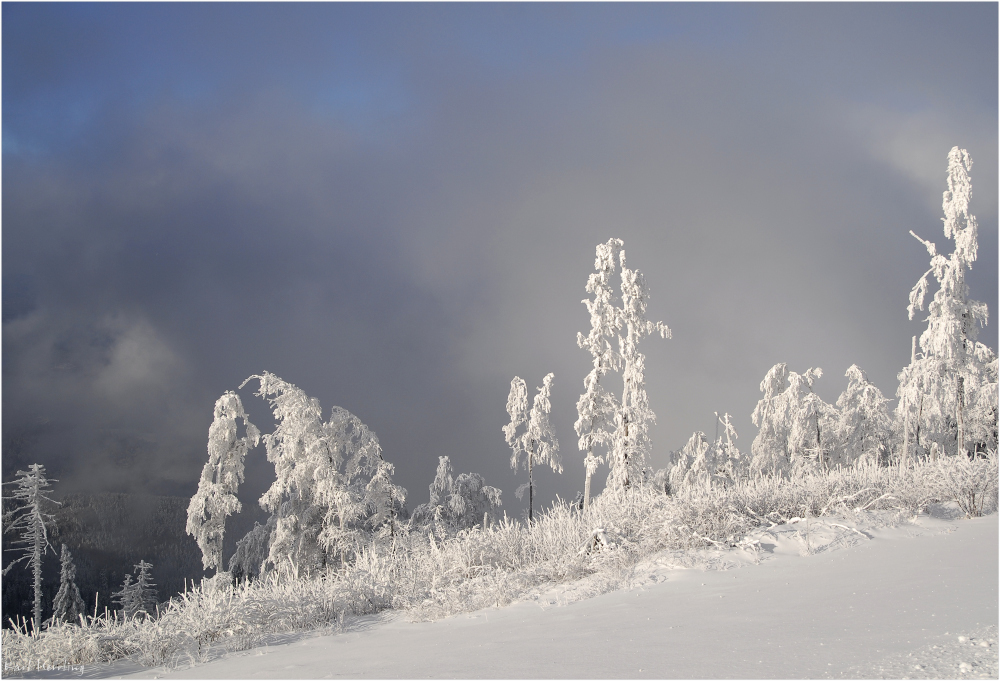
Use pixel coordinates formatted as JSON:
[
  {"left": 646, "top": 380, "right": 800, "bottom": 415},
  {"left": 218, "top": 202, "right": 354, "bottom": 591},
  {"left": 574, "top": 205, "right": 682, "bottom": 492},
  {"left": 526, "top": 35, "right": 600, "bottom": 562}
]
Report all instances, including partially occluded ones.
[{"left": 31, "top": 506, "right": 998, "bottom": 680}]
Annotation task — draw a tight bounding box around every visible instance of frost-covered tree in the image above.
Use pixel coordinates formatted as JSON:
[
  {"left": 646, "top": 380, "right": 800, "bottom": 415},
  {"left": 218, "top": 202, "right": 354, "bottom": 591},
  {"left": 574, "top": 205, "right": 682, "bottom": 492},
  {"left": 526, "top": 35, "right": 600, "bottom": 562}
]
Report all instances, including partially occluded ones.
[
  {"left": 186, "top": 391, "right": 261, "bottom": 572},
  {"left": 504, "top": 374, "right": 561, "bottom": 522},
  {"left": 410, "top": 456, "right": 502, "bottom": 533},
  {"left": 786, "top": 369, "right": 837, "bottom": 470},
  {"left": 751, "top": 365, "right": 836, "bottom": 475},
  {"left": 750, "top": 364, "right": 791, "bottom": 476},
  {"left": 713, "top": 412, "right": 744, "bottom": 483},
  {"left": 114, "top": 560, "right": 157, "bottom": 620},
  {"left": 244, "top": 372, "right": 406, "bottom": 573},
  {"left": 112, "top": 574, "right": 138, "bottom": 619},
  {"left": 133, "top": 560, "right": 157, "bottom": 618},
  {"left": 897, "top": 147, "right": 997, "bottom": 458},
  {"left": 667, "top": 431, "right": 711, "bottom": 492},
  {"left": 835, "top": 365, "right": 892, "bottom": 466},
  {"left": 575, "top": 239, "right": 623, "bottom": 511},
  {"left": 609, "top": 243, "right": 671, "bottom": 490},
  {"left": 50, "top": 544, "right": 85, "bottom": 626},
  {"left": 665, "top": 414, "right": 743, "bottom": 493},
  {"left": 2, "top": 464, "right": 59, "bottom": 632},
  {"left": 193, "top": 372, "right": 407, "bottom": 579}
]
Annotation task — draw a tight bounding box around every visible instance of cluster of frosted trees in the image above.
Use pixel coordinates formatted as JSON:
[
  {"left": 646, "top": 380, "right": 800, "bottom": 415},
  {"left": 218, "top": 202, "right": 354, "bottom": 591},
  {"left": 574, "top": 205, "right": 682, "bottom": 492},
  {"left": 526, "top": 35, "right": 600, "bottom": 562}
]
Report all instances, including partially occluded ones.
[
  {"left": 185, "top": 146, "right": 995, "bottom": 583},
  {"left": 500, "top": 237, "right": 671, "bottom": 517},
  {"left": 2, "top": 465, "right": 158, "bottom": 632},
  {"left": 187, "top": 237, "right": 674, "bottom": 579},
  {"left": 664, "top": 147, "right": 997, "bottom": 492},
  {"left": 187, "top": 373, "right": 407, "bottom": 580}
]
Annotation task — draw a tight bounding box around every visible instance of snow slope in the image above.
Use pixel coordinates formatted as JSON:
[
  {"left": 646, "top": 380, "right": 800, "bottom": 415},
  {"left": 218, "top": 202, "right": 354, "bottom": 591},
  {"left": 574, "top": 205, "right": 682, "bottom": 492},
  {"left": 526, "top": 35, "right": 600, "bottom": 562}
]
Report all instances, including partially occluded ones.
[{"left": 40, "top": 509, "right": 999, "bottom": 680}]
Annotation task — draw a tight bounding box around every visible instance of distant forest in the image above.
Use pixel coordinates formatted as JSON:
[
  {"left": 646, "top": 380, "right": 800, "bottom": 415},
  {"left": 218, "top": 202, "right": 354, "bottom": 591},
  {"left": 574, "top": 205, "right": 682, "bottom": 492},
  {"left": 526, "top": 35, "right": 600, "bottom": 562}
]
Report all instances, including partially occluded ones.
[{"left": 1, "top": 492, "right": 267, "bottom": 628}]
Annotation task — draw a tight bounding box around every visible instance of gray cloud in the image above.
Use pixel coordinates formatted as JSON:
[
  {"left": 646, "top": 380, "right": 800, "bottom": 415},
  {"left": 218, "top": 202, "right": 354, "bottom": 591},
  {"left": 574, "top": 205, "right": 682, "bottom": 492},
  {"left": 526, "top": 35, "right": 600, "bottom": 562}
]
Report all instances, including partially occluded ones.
[{"left": 3, "top": 4, "right": 996, "bottom": 516}]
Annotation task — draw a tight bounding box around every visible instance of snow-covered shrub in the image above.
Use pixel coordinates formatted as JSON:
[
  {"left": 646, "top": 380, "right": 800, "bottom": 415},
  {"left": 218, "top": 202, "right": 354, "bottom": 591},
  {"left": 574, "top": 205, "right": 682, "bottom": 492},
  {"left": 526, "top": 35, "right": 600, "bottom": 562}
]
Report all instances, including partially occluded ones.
[
  {"left": 410, "top": 456, "right": 502, "bottom": 534},
  {"left": 929, "top": 450, "right": 998, "bottom": 518}
]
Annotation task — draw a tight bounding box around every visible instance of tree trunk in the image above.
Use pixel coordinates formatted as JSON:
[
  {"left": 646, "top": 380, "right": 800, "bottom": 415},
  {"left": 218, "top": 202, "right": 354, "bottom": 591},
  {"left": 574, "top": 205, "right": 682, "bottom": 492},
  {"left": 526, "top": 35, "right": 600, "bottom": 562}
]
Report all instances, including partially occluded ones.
[
  {"left": 916, "top": 396, "right": 923, "bottom": 456},
  {"left": 583, "top": 462, "right": 592, "bottom": 513},
  {"left": 901, "top": 399, "right": 910, "bottom": 469},
  {"left": 528, "top": 445, "right": 534, "bottom": 523},
  {"left": 816, "top": 416, "right": 823, "bottom": 468},
  {"left": 33, "top": 518, "right": 42, "bottom": 634},
  {"left": 957, "top": 376, "right": 965, "bottom": 457}
]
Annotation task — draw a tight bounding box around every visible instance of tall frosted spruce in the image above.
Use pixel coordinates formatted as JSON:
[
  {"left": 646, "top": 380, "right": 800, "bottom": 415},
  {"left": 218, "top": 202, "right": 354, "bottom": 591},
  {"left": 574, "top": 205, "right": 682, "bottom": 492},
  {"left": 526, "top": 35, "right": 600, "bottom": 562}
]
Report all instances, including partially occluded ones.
[
  {"left": 898, "top": 147, "right": 998, "bottom": 459},
  {"left": 575, "top": 239, "right": 623, "bottom": 510},
  {"left": 610, "top": 243, "right": 670, "bottom": 490},
  {"left": 504, "top": 374, "right": 561, "bottom": 522},
  {"left": 2, "top": 464, "right": 59, "bottom": 633}
]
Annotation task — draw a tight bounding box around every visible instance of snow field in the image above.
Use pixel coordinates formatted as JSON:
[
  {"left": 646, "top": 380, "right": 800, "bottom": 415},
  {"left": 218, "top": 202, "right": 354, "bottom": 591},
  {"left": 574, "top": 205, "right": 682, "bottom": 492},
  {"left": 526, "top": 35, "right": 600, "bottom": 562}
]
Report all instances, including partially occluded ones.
[{"left": 112, "top": 509, "right": 998, "bottom": 679}]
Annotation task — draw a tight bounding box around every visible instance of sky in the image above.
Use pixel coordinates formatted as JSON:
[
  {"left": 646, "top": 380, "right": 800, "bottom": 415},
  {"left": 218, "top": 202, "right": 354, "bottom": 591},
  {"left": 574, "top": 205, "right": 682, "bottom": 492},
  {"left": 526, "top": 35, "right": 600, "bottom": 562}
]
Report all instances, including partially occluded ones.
[{"left": 3, "top": 3, "right": 997, "bottom": 520}]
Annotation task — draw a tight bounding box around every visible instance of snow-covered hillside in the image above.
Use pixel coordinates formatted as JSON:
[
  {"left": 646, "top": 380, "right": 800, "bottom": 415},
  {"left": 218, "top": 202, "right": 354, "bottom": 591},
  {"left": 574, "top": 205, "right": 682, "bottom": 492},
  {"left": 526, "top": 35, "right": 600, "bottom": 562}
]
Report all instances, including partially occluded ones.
[{"left": 62, "top": 507, "right": 994, "bottom": 680}]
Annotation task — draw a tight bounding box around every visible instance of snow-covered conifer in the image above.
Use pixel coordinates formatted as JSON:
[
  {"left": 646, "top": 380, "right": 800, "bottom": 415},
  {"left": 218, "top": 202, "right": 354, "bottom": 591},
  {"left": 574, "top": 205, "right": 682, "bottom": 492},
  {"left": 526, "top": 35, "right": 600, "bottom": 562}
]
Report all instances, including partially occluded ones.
[
  {"left": 113, "top": 560, "right": 157, "bottom": 620},
  {"left": 575, "top": 239, "right": 623, "bottom": 511},
  {"left": 133, "top": 560, "right": 157, "bottom": 618},
  {"left": 504, "top": 374, "right": 560, "bottom": 522},
  {"left": 897, "top": 147, "right": 997, "bottom": 457},
  {"left": 112, "top": 574, "right": 139, "bottom": 619},
  {"left": 608, "top": 243, "right": 670, "bottom": 490},
  {"left": 2, "top": 464, "right": 59, "bottom": 633},
  {"left": 50, "top": 544, "right": 85, "bottom": 626},
  {"left": 186, "top": 391, "right": 260, "bottom": 572},
  {"left": 193, "top": 373, "right": 407, "bottom": 578},
  {"left": 410, "top": 456, "right": 502, "bottom": 533},
  {"left": 835, "top": 365, "right": 892, "bottom": 465}
]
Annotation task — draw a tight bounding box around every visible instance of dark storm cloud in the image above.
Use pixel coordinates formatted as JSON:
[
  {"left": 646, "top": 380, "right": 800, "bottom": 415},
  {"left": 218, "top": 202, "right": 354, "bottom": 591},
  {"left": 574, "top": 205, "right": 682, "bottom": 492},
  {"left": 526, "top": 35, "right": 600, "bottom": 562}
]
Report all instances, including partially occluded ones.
[{"left": 3, "top": 4, "right": 997, "bottom": 515}]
